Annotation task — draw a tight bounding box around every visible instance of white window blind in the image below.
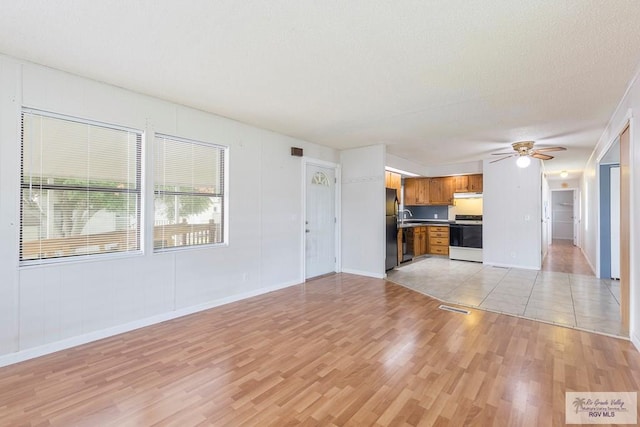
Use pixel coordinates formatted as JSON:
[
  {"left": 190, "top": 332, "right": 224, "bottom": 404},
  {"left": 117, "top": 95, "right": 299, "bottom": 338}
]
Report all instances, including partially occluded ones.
[
  {"left": 154, "top": 134, "right": 226, "bottom": 250},
  {"left": 20, "top": 110, "right": 142, "bottom": 263}
]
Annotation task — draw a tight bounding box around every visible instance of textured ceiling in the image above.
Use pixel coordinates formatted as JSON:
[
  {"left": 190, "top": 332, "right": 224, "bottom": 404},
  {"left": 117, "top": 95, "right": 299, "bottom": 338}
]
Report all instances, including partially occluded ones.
[{"left": 2, "top": 1, "right": 640, "bottom": 179}]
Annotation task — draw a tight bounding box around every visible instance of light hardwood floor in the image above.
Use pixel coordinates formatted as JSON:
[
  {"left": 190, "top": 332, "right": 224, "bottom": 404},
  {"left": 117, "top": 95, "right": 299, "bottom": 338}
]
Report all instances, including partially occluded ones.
[
  {"left": 541, "top": 239, "right": 594, "bottom": 275},
  {"left": 2, "top": 273, "right": 639, "bottom": 426}
]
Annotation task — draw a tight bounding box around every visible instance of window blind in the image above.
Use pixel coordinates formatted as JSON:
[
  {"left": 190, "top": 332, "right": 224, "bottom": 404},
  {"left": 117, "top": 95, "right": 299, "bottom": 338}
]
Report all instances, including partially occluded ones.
[
  {"left": 154, "top": 134, "right": 226, "bottom": 250},
  {"left": 20, "top": 110, "right": 142, "bottom": 263}
]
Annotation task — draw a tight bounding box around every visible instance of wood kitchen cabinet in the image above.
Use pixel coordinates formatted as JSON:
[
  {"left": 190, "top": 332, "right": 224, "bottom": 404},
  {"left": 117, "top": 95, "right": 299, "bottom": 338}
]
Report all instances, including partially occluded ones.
[
  {"left": 385, "top": 171, "right": 402, "bottom": 198},
  {"left": 454, "top": 175, "right": 469, "bottom": 192},
  {"left": 428, "top": 177, "right": 454, "bottom": 205},
  {"left": 405, "top": 174, "right": 480, "bottom": 206},
  {"left": 427, "top": 226, "right": 449, "bottom": 255},
  {"left": 453, "top": 174, "right": 483, "bottom": 193},
  {"left": 468, "top": 174, "right": 483, "bottom": 192},
  {"left": 414, "top": 227, "right": 428, "bottom": 256},
  {"left": 404, "top": 178, "right": 429, "bottom": 205},
  {"left": 406, "top": 226, "right": 428, "bottom": 257}
]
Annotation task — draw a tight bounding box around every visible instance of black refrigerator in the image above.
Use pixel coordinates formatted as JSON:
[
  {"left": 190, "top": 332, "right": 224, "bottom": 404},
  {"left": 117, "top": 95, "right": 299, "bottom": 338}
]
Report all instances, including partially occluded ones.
[{"left": 385, "top": 188, "right": 398, "bottom": 271}]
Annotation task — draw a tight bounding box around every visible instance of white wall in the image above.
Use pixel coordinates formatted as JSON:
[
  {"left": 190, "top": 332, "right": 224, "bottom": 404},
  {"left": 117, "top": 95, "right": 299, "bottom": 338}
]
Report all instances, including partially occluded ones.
[
  {"left": 548, "top": 177, "right": 581, "bottom": 190},
  {"left": 425, "top": 160, "right": 483, "bottom": 177},
  {"left": 0, "top": 55, "right": 337, "bottom": 364},
  {"left": 541, "top": 174, "right": 550, "bottom": 260},
  {"left": 340, "top": 145, "right": 386, "bottom": 278},
  {"left": 581, "top": 65, "right": 640, "bottom": 348},
  {"left": 385, "top": 153, "right": 428, "bottom": 176},
  {"left": 483, "top": 158, "right": 542, "bottom": 269},
  {"left": 385, "top": 154, "right": 483, "bottom": 178}
]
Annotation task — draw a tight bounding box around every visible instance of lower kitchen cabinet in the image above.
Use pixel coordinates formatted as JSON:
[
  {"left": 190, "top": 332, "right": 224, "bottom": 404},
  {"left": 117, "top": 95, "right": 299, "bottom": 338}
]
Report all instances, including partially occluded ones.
[
  {"left": 405, "top": 225, "right": 449, "bottom": 258},
  {"left": 406, "top": 226, "right": 428, "bottom": 257},
  {"left": 428, "top": 226, "right": 449, "bottom": 255}
]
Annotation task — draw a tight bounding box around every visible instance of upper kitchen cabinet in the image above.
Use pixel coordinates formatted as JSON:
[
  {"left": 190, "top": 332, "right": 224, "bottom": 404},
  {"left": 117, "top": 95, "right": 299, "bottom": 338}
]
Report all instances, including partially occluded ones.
[
  {"left": 468, "top": 174, "right": 483, "bottom": 192},
  {"left": 404, "top": 177, "right": 429, "bottom": 205},
  {"left": 385, "top": 171, "right": 402, "bottom": 197},
  {"left": 453, "top": 174, "right": 483, "bottom": 193},
  {"left": 428, "top": 177, "right": 454, "bottom": 205},
  {"left": 454, "top": 175, "right": 469, "bottom": 192},
  {"left": 406, "top": 174, "right": 480, "bottom": 206}
]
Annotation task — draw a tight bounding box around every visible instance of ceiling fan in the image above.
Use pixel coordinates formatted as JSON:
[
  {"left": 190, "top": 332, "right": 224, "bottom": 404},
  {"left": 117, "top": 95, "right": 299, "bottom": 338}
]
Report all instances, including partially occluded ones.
[{"left": 490, "top": 141, "right": 567, "bottom": 167}]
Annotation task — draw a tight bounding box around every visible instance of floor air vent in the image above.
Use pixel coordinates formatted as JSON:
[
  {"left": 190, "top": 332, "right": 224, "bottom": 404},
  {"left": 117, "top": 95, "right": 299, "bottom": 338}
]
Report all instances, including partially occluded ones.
[{"left": 438, "top": 305, "right": 471, "bottom": 315}]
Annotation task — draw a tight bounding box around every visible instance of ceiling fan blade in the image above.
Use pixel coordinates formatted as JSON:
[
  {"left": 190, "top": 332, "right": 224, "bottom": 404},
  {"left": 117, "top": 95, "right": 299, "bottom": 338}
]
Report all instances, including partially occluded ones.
[
  {"left": 491, "top": 152, "right": 515, "bottom": 155},
  {"left": 489, "top": 155, "right": 514, "bottom": 163},
  {"left": 533, "top": 146, "right": 566, "bottom": 153},
  {"left": 531, "top": 153, "right": 553, "bottom": 160}
]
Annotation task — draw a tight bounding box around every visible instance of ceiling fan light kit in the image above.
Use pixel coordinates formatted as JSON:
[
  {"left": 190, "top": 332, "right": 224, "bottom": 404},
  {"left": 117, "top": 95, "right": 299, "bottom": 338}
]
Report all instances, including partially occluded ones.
[
  {"left": 516, "top": 155, "right": 531, "bottom": 168},
  {"left": 490, "top": 140, "right": 567, "bottom": 168}
]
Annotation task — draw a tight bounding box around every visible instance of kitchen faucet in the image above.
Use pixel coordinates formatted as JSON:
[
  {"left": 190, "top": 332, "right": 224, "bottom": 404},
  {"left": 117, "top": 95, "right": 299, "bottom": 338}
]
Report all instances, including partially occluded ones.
[{"left": 399, "top": 209, "right": 413, "bottom": 219}]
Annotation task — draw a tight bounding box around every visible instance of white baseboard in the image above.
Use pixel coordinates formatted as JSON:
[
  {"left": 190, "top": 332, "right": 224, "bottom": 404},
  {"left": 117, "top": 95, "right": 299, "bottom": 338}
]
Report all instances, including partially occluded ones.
[
  {"left": 0, "top": 279, "right": 300, "bottom": 368},
  {"left": 580, "top": 247, "right": 597, "bottom": 276},
  {"left": 631, "top": 331, "right": 640, "bottom": 352},
  {"left": 341, "top": 268, "right": 384, "bottom": 279}
]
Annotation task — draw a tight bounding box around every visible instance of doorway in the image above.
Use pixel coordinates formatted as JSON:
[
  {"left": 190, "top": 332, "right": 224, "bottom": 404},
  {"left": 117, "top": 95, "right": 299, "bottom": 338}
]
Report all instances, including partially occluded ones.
[
  {"left": 599, "top": 162, "right": 621, "bottom": 279},
  {"left": 304, "top": 160, "right": 338, "bottom": 279},
  {"left": 597, "top": 124, "right": 630, "bottom": 334},
  {"left": 551, "top": 189, "right": 577, "bottom": 244}
]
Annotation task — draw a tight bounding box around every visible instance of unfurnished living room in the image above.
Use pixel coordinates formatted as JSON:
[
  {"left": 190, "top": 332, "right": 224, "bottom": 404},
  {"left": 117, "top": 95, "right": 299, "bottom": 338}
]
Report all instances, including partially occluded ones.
[{"left": 1, "top": 2, "right": 640, "bottom": 426}]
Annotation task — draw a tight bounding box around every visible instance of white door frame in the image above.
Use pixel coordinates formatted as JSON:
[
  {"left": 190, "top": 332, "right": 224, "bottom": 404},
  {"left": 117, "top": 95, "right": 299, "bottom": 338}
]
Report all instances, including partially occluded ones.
[
  {"left": 550, "top": 188, "right": 580, "bottom": 245},
  {"left": 302, "top": 157, "right": 341, "bottom": 281}
]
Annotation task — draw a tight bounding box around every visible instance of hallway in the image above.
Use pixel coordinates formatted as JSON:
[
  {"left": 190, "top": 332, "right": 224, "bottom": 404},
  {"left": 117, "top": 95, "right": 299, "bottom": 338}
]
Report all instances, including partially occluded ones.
[{"left": 542, "top": 239, "right": 594, "bottom": 275}]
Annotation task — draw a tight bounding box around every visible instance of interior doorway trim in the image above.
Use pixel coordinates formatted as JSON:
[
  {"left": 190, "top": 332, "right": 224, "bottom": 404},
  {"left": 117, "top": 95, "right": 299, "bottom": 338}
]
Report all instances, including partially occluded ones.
[
  {"left": 301, "top": 157, "right": 341, "bottom": 281},
  {"left": 550, "top": 188, "right": 580, "bottom": 247},
  {"left": 599, "top": 163, "right": 620, "bottom": 279}
]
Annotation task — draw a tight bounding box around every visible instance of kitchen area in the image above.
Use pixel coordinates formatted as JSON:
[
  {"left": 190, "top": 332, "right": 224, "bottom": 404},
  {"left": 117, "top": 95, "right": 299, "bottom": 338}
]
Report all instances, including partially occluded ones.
[{"left": 385, "top": 170, "right": 484, "bottom": 271}]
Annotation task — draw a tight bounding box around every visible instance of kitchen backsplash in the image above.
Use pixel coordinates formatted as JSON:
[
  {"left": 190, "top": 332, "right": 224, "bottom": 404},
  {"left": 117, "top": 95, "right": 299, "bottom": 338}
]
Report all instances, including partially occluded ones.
[
  {"left": 404, "top": 198, "right": 483, "bottom": 220},
  {"left": 403, "top": 205, "right": 448, "bottom": 220}
]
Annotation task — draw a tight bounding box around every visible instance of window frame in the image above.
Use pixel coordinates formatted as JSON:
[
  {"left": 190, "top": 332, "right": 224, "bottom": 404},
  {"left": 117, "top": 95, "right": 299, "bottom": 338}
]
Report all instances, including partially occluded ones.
[
  {"left": 19, "top": 108, "right": 144, "bottom": 266},
  {"left": 153, "top": 133, "right": 228, "bottom": 252}
]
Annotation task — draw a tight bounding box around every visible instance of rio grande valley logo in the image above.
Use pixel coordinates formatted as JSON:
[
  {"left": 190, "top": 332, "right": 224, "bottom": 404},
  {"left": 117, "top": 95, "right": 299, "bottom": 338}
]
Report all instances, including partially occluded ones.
[{"left": 566, "top": 392, "right": 637, "bottom": 424}]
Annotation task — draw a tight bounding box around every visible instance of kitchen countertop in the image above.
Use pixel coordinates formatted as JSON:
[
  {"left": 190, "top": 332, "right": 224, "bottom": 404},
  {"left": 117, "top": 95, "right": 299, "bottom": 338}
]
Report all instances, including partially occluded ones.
[{"left": 397, "top": 219, "right": 453, "bottom": 228}]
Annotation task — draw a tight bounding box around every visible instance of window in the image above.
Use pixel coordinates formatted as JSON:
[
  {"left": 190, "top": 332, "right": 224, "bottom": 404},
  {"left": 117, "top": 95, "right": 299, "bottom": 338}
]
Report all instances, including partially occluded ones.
[
  {"left": 20, "top": 110, "right": 142, "bottom": 263},
  {"left": 154, "top": 134, "right": 226, "bottom": 250}
]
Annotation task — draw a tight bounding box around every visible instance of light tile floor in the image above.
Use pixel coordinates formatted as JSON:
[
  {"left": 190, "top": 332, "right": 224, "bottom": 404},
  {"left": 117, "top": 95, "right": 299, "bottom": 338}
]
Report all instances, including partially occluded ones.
[{"left": 387, "top": 257, "right": 624, "bottom": 337}]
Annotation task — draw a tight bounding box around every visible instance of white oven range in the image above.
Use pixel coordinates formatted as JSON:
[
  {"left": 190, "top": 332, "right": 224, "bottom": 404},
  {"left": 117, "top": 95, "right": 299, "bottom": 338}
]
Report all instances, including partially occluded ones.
[{"left": 449, "top": 215, "right": 483, "bottom": 262}]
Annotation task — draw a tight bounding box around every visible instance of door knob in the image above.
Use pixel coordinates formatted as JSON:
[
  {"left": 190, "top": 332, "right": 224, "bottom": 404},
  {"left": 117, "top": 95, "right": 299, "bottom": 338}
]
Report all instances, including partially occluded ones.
[{"left": 305, "top": 229, "right": 310, "bottom": 233}]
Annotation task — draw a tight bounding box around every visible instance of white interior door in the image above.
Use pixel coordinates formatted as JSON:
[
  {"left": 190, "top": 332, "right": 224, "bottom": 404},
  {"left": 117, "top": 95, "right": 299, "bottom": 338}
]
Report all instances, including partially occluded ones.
[
  {"left": 305, "top": 163, "right": 336, "bottom": 279},
  {"left": 610, "top": 167, "right": 621, "bottom": 279}
]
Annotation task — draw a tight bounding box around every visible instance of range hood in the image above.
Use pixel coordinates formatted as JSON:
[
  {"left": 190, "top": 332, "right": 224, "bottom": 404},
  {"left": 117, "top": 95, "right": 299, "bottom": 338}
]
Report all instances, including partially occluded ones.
[{"left": 453, "top": 192, "right": 483, "bottom": 199}]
